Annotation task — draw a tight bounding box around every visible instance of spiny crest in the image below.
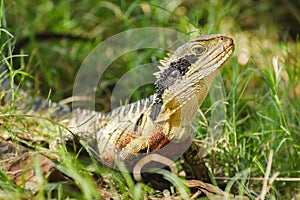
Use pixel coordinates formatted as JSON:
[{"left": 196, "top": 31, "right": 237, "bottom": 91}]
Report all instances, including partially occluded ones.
[
  {"left": 158, "top": 52, "right": 172, "bottom": 67},
  {"left": 154, "top": 53, "right": 171, "bottom": 78}
]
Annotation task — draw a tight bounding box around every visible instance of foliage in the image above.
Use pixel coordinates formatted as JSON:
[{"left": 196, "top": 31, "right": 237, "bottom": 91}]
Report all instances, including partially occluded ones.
[{"left": 1, "top": 0, "right": 299, "bottom": 199}]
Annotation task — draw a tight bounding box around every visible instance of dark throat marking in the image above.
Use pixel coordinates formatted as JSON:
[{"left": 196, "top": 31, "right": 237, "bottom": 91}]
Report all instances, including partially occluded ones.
[
  {"left": 149, "top": 54, "right": 198, "bottom": 121},
  {"left": 134, "top": 114, "right": 144, "bottom": 132}
]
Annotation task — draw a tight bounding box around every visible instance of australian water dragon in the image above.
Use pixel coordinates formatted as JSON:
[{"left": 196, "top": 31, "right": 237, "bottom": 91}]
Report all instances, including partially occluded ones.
[{"left": 0, "top": 34, "right": 234, "bottom": 186}]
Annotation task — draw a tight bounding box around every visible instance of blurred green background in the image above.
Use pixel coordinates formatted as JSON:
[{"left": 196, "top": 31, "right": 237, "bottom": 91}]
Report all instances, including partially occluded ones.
[{"left": 1, "top": 0, "right": 299, "bottom": 199}]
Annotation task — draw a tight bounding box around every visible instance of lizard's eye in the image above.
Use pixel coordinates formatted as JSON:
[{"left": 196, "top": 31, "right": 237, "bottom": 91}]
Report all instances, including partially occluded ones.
[{"left": 191, "top": 45, "right": 206, "bottom": 55}]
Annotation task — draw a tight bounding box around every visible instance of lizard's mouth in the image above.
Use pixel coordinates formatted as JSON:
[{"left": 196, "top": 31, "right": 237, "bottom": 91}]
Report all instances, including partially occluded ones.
[
  {"left": 219, "top": 42, "right": 234, "bottom": 65},
  {"left": 223, "top": 38, "right": 235, "bottom": 56},
  {"left": 214, "top": 38, "right": 235, "bottom": 67},
  {"left": 214, "top": 38, "right": 234, "bottom": 67}
]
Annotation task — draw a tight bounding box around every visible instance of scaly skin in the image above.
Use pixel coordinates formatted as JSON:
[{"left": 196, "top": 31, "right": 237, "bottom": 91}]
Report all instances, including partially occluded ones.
[
  {"left": 67, "top": 34, "right": 235, "bottom": 170},
  {"left": 1, "top": 34, "right": 234, "bottom": 184}
]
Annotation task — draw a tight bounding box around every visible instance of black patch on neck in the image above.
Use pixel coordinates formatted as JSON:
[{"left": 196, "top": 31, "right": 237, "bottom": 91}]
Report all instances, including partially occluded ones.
[
  {"left": 170, "top": 54, "right": 198, "bottom": 75},
  {"left": 134, "top": 113, "right": 144, "bottom": 132},
  {"left": 155, "top": 54, "right": 197, "bottom": 96},
  {"left": 150, "top": 54, "right": 197, "bottom": 121}
]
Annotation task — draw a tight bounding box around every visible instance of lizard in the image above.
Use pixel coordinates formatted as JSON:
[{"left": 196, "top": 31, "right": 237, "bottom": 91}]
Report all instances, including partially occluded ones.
[
  {"left": 0, "top": 34, "right": 234, "bottom": 187},
  {"left": 67, "top": 34, "right": 234, "bottom": 169}
]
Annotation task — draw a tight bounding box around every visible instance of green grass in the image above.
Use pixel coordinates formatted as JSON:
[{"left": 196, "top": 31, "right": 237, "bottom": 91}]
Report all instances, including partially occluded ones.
[{"left": 1, "top": 0, "right": 300, "bottom": 199}]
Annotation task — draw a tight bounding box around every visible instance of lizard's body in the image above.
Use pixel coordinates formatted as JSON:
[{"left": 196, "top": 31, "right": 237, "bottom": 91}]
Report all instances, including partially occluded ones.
[
  {"left": 66, "top": 34, "right": 234, "bottom": 169},
  {"left": 1, "top": 34, "right": 234, "bottom": 183}
]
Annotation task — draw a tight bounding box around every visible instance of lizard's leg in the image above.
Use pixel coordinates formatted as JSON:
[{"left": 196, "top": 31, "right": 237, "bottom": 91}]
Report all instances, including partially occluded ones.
[
  {"left": 118, "top": 131, "right": 170, "bottom": 164},
  {"left": 183, "top": 141, "right": 211, "bottom": 183}
]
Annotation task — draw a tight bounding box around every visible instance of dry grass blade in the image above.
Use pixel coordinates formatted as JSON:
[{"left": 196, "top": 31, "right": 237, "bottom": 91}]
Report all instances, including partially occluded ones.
[
  {"left": 257, "top": 150, "right": 274, "bottom": 200},
  {"left": 185, "top": 180, "right": 249, "bottom": 200}
]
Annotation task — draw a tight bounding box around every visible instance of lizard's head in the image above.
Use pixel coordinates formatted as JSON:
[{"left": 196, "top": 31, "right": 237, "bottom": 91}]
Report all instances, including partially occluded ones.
[
  {"left": 152, "top": 34, "right": 234, "bottom": 124},
  {"left": 155, "top": 34, "right": 234, "bottom": 97}
]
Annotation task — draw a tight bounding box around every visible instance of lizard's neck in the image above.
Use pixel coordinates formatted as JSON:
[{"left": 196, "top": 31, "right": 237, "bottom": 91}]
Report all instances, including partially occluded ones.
[{"left": 149, "top": 70, "right": 218, "bottom": 139}]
